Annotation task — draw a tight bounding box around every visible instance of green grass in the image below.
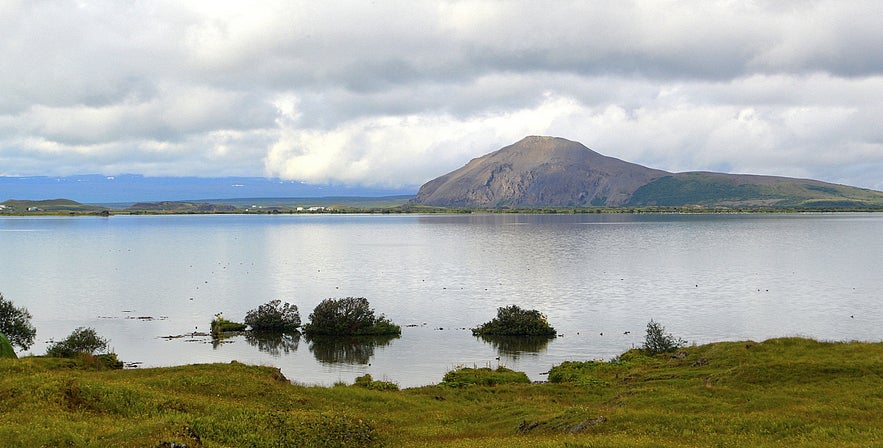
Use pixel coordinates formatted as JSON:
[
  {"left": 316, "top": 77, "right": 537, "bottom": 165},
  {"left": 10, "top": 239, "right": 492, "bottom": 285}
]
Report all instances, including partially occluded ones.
[
  {"left": 0, "top": 333, "right": 16, "bottom": 358},
  {"left": 1, "top": 338, "right": 881, "bottom": 447},
  {"left": 441, "top": 366, "right": 531, "bottom": 387}
]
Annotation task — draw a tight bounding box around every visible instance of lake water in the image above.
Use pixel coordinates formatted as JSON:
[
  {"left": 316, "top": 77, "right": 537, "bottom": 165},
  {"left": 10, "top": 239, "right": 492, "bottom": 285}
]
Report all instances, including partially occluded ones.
[{"left": 1, "top": 213, "right": 880, "bottom": 387}]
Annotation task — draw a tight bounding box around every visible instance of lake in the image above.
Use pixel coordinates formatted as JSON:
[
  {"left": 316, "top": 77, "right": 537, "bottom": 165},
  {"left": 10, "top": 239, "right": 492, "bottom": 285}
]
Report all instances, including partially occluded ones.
[{"left": 1, "top": 212, "right": 880, "bottom": 387}]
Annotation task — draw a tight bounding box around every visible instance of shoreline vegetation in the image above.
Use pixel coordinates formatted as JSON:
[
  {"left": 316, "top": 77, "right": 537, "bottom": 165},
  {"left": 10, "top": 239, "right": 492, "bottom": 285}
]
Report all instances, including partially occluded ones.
[
  {"left": 1, "top": 336, "right": 880, "bottom": 447},
  {"left": 2, "top": 197, "right": 883, "bottom": 216},
  {"left": 3, "top": 293, "right": 881, "bottom": 446}
]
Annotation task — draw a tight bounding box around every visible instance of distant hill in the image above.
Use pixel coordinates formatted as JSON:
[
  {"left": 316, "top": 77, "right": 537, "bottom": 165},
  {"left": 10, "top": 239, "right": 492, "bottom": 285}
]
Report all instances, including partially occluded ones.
[
  {"left": 0, "top": 199, "right": 108, "bottom": 214},
  {"left": 0, "top": 174, "right": 416, "bottom": 203},
  {"left": 412, "top": 136, "right": 883, "bottom": 208},
  {"left": 126, "top": 201, "right": 238, "bottom": 213},
  {"left": 0, "top": 196, "right": 414, "bottom": 215},
  {"left": 205, "top": 196, "right": 413, "bottom": 209}
]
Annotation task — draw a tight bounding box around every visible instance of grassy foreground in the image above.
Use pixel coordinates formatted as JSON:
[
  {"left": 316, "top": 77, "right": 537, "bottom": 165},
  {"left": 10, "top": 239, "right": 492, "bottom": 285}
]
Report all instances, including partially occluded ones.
[{"left": 1, "top": 337, "right": 881, "bottom": 447}]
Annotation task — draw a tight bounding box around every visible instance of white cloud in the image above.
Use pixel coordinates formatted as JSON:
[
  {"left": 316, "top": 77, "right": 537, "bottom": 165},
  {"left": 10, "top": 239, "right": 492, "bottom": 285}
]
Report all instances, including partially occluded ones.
[
  {"left": 1, "top": 0, "right": 882, "bottom": 190},
  {"left": 264, "top": 93, "right": 584, "bottom": 186}
]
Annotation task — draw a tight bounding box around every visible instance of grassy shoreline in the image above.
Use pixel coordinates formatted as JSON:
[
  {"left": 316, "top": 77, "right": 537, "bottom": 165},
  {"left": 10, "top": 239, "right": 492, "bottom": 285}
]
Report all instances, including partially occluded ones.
[{"left": 2, "top": 337, "right": 881, "bottom": 447}]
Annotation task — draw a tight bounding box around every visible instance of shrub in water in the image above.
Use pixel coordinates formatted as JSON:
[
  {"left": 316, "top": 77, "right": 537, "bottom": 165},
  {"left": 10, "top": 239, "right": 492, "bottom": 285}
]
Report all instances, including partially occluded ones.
[
  {"left": 0, "top": 292, "right": 36, "bottom": 351},
  {"left": 642, "top": 319, "right": 686, "bottom": 355},
  {"left": 244, "top": 299, "right": 301, "bottom": 332},
  {"left": 211, "top": 313, "right": 247, "bottom": 337},
  {"left": 471, "top": 305, "right": 556, "bottom": 336},
  {"left": 46, "top": 327, "right": 109, "bottom": 358},
  {"left": 303, "top": 297, "right": 401, "bottom": 336}
]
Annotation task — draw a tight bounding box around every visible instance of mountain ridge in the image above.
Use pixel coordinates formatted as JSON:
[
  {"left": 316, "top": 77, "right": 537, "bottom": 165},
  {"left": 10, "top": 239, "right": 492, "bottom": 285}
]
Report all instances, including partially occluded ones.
[
  {"left": 0, "top": 174, "right": 416, "bottom": 203},
  {"left": 412, "top": 136, "right": 883, "bottom": 208}
]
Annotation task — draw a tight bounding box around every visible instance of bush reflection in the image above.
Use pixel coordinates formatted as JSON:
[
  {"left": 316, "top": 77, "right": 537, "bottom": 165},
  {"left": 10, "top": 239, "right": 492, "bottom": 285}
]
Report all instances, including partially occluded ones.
[
  {"left": 306, "top": 334, "right": 399, "bottom": 365},
  {"left": 476, "top": 334, "right": 552, "bottom": 358},
  {"left": 244, "top": 331, "right": 301, "bottom": 357}
]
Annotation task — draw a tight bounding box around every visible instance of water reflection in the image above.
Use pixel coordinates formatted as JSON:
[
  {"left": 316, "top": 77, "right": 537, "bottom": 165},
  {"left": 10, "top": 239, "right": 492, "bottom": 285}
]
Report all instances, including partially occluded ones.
[
  {"left": 306, "top": 335, "right": 399, "bottom": 365},
  {"left": 244, "top": 332, "right": 301, "bottom": 357},
  {"left": 476, "top": 335, "right": 553, "bottom": 358}
]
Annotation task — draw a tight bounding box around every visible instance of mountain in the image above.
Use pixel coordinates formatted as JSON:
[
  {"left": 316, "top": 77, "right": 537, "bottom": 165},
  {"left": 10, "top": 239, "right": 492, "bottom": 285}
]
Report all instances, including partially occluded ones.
[{"left": 412, "top": 136, "right": 883, "bottom": 208}]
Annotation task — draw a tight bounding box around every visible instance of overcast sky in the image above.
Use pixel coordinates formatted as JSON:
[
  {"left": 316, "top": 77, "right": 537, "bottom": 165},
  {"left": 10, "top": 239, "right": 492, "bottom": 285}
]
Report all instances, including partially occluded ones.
[{"left": 2, "top": 1, "right": 882, "bottom": 191}]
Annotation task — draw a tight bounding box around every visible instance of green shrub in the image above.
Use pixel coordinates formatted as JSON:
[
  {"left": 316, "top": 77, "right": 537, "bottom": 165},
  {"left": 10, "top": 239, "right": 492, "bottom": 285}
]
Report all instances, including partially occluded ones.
[
  {"left": 642, "top": 319, "right": 686, "bottom": 355},
  {"left": 46, "top": 327, "right": 110, "bottom": 358},
  {"left": 441, "top": 366, "right": 531, "bottom": 387},
  {"left": 303, "top": 297, "right": 401, "bottom": 336},
  {"left": 244, "top": 299, "right": 301, "bottom": 332},
  {"left": 211, "top": 313, "right": 247, "bottom": 337},
  {"left": 0, "top": 292, "right": 36, "bottom": 351},
  {"left": 353, "top": 374, "right": 399, "bottom": 391},
  {"left": 92, "top": 353, "right": 124, "bottom": 369},
  {"left": 0, "top": 332, "right": 17, "bottom": 358},
  {"left": 471, "top": 305, "right": 556, "bottom": 336}
]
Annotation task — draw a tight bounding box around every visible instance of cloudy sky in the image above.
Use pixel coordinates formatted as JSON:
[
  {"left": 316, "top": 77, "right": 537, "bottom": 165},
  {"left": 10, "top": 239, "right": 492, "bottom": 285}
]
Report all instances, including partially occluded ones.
[{"left": 2, "top": 0, "right": 882, "bottom": 191}]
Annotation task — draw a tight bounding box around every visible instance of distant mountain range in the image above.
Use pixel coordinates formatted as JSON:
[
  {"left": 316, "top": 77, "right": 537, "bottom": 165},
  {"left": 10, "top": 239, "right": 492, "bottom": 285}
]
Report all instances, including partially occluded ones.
[
  {"left": 412, "top": 136, "right": 883, "bottom": 208},
  {"left": 0, "top": 174, "right": 416, "bottom": 204},
  {"left": 3, "top": 137, "right": 882, "bottom": 210}
]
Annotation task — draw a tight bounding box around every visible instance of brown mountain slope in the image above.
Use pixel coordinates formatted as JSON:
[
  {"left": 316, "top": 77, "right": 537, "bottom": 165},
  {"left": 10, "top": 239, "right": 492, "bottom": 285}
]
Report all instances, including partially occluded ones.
[
  {"left": 411, "top": 136, "right": 883, "bottom": 208},
  {"left": 413, "top": 136, "right": 668, "bottom": 207}
]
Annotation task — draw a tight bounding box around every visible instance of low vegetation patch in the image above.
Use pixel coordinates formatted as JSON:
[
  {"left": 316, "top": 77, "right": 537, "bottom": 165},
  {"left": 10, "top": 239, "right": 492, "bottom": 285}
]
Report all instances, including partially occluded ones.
[
  {"left": 471, "top": 305, "right": 556, "bottom": 336},
  {"left": 303, "top": 297, "right": 401, "bottom": 336},
  {"left": 210, "top": 313, "right": 247, "bottom": 337},
  {"left": 1, "top": 337, "right": 882, "bottom": 446},
  {"left": 352, "top": 374, "right": 399, "bottom": 391},
  {"left": 441, "top": 366, "right": 531, "bottom": 387}
]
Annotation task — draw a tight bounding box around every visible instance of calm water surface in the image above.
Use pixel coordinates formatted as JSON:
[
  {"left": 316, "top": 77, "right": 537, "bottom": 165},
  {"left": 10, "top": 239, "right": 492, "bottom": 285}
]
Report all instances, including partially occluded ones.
[{"left": 1, "top": 213, "right": 880, "bottom": 387}]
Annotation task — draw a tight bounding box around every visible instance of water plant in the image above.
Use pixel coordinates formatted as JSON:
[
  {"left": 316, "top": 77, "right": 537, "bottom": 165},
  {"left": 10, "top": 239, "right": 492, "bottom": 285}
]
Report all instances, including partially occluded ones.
[
  {"left": 210, "top": 313, "right": 247, "bottom": 338},
  {"left": 471, "top": 304, "right": 556, "bottom": 336},
  {"left": 244, "top": 299, "right": 301, "bottom": 332},
  {"left": 303, "top": 297, "right": 401, "bottom": 336}
]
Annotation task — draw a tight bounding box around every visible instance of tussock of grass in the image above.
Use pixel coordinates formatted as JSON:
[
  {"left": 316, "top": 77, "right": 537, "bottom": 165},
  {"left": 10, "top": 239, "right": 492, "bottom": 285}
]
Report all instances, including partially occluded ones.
[
  {"left": 442, "top": 366, "right": 531, "bottom": 387},
  {"left": 1, "top": 337, "right": 881, "bottom": 447}
]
